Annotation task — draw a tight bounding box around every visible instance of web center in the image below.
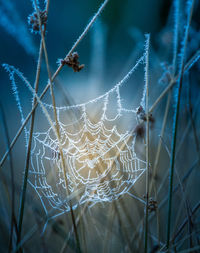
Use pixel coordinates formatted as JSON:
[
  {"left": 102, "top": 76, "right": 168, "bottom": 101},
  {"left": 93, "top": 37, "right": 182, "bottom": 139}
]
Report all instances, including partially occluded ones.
[{"left": 86, "top": 158, "right": 97, "bottom": 169}]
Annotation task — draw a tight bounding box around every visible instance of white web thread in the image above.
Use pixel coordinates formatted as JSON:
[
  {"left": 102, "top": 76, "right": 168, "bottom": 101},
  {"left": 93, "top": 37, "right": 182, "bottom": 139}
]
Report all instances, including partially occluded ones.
[{"left": 3, "top": 41, "right": 149, "bottom": 227}]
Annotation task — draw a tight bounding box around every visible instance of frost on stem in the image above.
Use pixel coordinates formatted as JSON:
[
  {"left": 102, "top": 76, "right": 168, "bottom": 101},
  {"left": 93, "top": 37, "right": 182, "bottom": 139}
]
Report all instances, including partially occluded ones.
[{"left": 2, "top": 64, "right": 29, "bottom": 145}]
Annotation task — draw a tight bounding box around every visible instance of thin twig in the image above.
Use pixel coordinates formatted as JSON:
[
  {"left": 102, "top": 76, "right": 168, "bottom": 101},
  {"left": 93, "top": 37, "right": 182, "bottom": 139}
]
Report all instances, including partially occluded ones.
[
  {"left": 0, "top": 104, "right": 16, "bottom": 253},
  {"left": 166, "top": 0, "right": 194, "bottom": 248},
  {"left": 144, "top": 34, "right": 150, "bottom": 253},
  {"left": 187, "top": 73, "right": 200, "bottom": 164},
  {"left": 16, "top": 39, "right": 43, "bottom": 250},
  {"left": 150, "top": 91, "right": 171, "bottom": 244},
  {"left": 34, "top": 0, "right": 81, "bottom": 250},
  {"left": 158, "top": 133, "right": 194, "bottom": 248}
]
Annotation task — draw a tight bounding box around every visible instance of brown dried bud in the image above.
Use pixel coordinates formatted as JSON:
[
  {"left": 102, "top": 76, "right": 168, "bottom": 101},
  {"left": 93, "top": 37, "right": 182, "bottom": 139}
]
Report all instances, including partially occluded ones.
[
  {"left": 61, "top": 52, "right": 85, "bottom": 72},
  {"left": 28, "top": 10, "right": 47, "bottom": 33}
]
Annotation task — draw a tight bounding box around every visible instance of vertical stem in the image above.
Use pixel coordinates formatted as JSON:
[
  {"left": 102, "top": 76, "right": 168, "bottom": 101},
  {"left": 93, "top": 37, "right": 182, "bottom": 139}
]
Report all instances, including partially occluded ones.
[
  {"left": 34, "top": 1, "right": 81, "bottom": 251},
  {"left": 0, "top": 104, "right": 16, "bottom": 253},
  {"left": 166, "top": 0, "right": 194, "bottom": 248},
  {"left": 172, "top": 0, "right": 180, "bottom": 76},
  {"left": 187, "top": 73, "right": 200, "bottom": 164},
  {"left": 151, "top": 91, "right": 171, "bottom": 244},
  {"left": 17, "top": 39, "right": 43, "bottom": 250},
  {"left": 144, "top": 34, "right": 150, "bottom": 253}
]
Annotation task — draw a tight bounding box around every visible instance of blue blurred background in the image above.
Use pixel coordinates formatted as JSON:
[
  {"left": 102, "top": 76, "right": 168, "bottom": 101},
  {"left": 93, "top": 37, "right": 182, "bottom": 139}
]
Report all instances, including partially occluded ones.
[{"left": 0, "top": 0, "right": 173, "bottom": 143}]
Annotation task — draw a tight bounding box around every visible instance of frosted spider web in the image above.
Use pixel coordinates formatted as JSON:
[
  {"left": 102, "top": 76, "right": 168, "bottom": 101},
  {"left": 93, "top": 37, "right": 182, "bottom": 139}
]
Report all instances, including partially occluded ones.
[
  {"left": 28, "top": 54, "right": 147, "bottom": 220},
  {"left": 4, "top": 45, "right": 149, "bottom": 224}
]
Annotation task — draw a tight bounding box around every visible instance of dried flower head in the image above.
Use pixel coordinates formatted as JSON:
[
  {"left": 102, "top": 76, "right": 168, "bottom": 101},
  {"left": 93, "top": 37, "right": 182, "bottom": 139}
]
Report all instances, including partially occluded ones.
[
  {"left": 28, "top": 10, "right": 47, "bottom": 34},
  {"left": 61, "top": 52, "right": 85, "bottom": 72}
]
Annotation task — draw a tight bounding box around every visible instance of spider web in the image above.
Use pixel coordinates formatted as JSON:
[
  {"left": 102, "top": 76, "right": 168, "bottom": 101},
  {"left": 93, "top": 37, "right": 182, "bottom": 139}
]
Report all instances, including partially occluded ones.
[
  {"left": 29, "top": 88, "right": 146, "bottom": 211},
  {"left": 3, "top": 43, "right": 149, "bottom": 225},
  {"left": 28, "top": 56, "right": 147, "bottom": 222}
]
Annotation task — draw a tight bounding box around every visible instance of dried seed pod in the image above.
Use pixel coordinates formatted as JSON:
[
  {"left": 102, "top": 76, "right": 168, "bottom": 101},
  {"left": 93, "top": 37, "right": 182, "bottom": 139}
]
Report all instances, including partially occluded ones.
[
  {"left": 28, "top": 10, "right": 47, "bottom": 34},
  {"left": 61, "top": 52, "right": 85, "bottom": 72}
]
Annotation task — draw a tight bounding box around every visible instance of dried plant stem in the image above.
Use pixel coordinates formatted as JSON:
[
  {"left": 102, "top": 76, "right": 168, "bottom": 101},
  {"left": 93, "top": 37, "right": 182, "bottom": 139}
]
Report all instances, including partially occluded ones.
[
  {"left": 168, "top": 157, "right": 193, "bottom": 248},
  {"left": 0, "top": 104, "right": 16, "bottom": 253},
  {"left": 172, "top": 0, "right": 180, "bottom": 75},
  {"left": 34, "top": 0, "right": 81, "bottom": 250},
  {"left": 144, "top": 34, "right": 150, "bottom": 253},
  {"left": 150, "top": 91, "right": 171, "bottom": 244},
  {"left": 16, "top": 39, "right": 43, "bottom": 251},
  {"left": 150, "top": 91, "right": 171, "bottom": 194},
  {"left": 187, "top": 75, "right": 200, "bottom": 165},
  {"left": 166, "top": 0, "right": 194, "bottom": 248}
]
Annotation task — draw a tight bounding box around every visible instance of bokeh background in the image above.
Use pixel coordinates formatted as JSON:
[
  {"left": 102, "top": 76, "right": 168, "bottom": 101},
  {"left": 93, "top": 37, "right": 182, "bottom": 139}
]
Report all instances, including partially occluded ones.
[{"left": 0, "top": 0, "right": 172, "bottom": 170}]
